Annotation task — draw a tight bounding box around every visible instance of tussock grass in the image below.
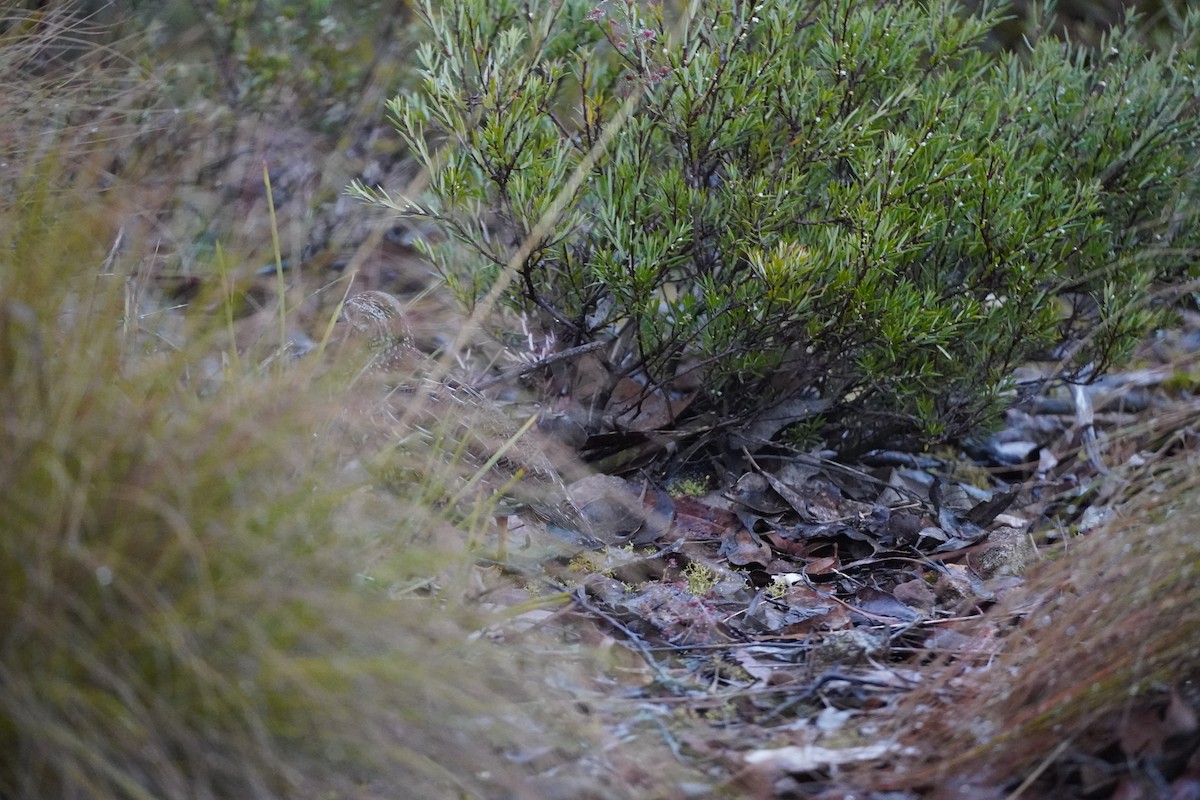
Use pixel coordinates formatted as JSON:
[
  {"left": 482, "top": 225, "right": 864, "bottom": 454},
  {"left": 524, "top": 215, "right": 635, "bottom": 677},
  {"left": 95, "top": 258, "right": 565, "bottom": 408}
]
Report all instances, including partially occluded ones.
[
  {"left": 0, "top": 14, "right": 593, "bottom": 799},
  {"left": 886, "top": 416, "right": 1200, "bottom": 792},
  {"left": 0, "top": 169, "right": 565, "bottom": 800}
]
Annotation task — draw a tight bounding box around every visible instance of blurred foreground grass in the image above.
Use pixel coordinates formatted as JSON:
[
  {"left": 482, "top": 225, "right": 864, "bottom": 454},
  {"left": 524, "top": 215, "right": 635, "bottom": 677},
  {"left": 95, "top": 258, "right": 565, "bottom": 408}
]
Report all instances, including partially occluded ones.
[
  {"left": 0, "top": 159, "right": 553, "bottom": 800},
  {"left": 0, "top": 13, "right": 611, "bottom": 800}
]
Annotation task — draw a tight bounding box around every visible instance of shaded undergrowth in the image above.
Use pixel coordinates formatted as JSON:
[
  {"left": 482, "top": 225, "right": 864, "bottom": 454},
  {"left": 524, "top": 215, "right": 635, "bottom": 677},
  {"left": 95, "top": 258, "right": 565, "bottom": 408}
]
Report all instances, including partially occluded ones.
[{"left": 7, "top": 4, "right": 1200, "bottom": 799}]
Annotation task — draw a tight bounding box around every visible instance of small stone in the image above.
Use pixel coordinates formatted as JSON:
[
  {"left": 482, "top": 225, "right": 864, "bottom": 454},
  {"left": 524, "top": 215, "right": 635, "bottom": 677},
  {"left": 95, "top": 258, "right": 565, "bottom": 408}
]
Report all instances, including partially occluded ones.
[
  {"left": 893, "top": 578, "right": 936, "bottom": 611},
  {"left": 975, "top": 526, "right": 1038, "bottom": 579},
  {"left": 566, "top": 474, "right": 646, "bottom": 545},
  {"left": 809, "top": 628, "right": 888, "bottom": 671}
]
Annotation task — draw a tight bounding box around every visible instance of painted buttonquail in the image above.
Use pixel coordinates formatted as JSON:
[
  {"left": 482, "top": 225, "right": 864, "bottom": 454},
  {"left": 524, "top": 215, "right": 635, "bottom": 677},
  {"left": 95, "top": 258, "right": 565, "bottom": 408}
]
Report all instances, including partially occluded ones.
[
  {"left": 340, "top": 289, "right": 416, "bottom": 371},
  {"left": 339, "top": 290, "right": 582, "bottom": 537}
]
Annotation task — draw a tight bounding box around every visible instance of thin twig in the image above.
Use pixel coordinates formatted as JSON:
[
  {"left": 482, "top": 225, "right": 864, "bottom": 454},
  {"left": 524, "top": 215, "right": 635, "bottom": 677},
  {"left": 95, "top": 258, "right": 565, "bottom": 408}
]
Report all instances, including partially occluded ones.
[
  {"left": 474, "top": 339, "right": 609, "bottom": 390},
  {"left": 1005, "top": 738, "right": 1074, "bottom": 799},
  {"left": 757, "top": 670, "right": 912, "bottom": 726},
  {"left": 570, "top": 586, "right": 686, "bottom": 692}
]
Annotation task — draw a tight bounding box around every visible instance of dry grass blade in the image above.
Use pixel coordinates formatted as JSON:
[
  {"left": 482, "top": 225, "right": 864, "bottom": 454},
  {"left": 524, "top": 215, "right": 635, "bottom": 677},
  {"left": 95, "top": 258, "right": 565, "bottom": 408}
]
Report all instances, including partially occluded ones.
[
  {"left": 884, "top": 405, "right": 1200, "bottom": 795},
  {"left": 0, "top": 12, "right": 601, "bottom": 797}
]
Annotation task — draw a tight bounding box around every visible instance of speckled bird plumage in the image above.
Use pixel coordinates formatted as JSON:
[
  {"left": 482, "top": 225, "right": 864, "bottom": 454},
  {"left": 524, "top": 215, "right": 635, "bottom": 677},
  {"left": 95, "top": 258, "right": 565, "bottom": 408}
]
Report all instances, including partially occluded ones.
[
  {"left": 341, "top": 290, "right": 415, "bottom": 370},
  {"left": 339, "top": 290, "right": 580, "bottom": 527}
]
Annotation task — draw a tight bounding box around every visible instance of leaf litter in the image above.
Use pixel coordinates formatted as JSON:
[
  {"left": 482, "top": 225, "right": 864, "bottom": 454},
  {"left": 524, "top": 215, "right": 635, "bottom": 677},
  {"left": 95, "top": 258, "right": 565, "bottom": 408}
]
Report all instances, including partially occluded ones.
[{"left": 460, "top": 317, "right": 1200, "bottom": 796}]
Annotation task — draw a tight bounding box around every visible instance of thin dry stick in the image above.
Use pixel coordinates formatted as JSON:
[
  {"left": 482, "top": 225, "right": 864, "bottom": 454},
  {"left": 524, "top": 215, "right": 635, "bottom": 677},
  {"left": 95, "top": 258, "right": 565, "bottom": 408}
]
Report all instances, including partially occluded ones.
[
  {"left": 1005, "top": 738, "right": 1073, "bottom": 799},
  {"left": 473, "top": 340, "right": 608, "bottom": 391}
]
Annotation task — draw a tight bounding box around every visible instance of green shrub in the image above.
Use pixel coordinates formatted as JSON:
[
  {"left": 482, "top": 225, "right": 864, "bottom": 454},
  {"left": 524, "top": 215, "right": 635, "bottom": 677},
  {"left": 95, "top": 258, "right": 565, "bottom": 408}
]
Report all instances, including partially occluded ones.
[{"left": 360, "top": 0, "right": 1200, "bottom": 454}]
